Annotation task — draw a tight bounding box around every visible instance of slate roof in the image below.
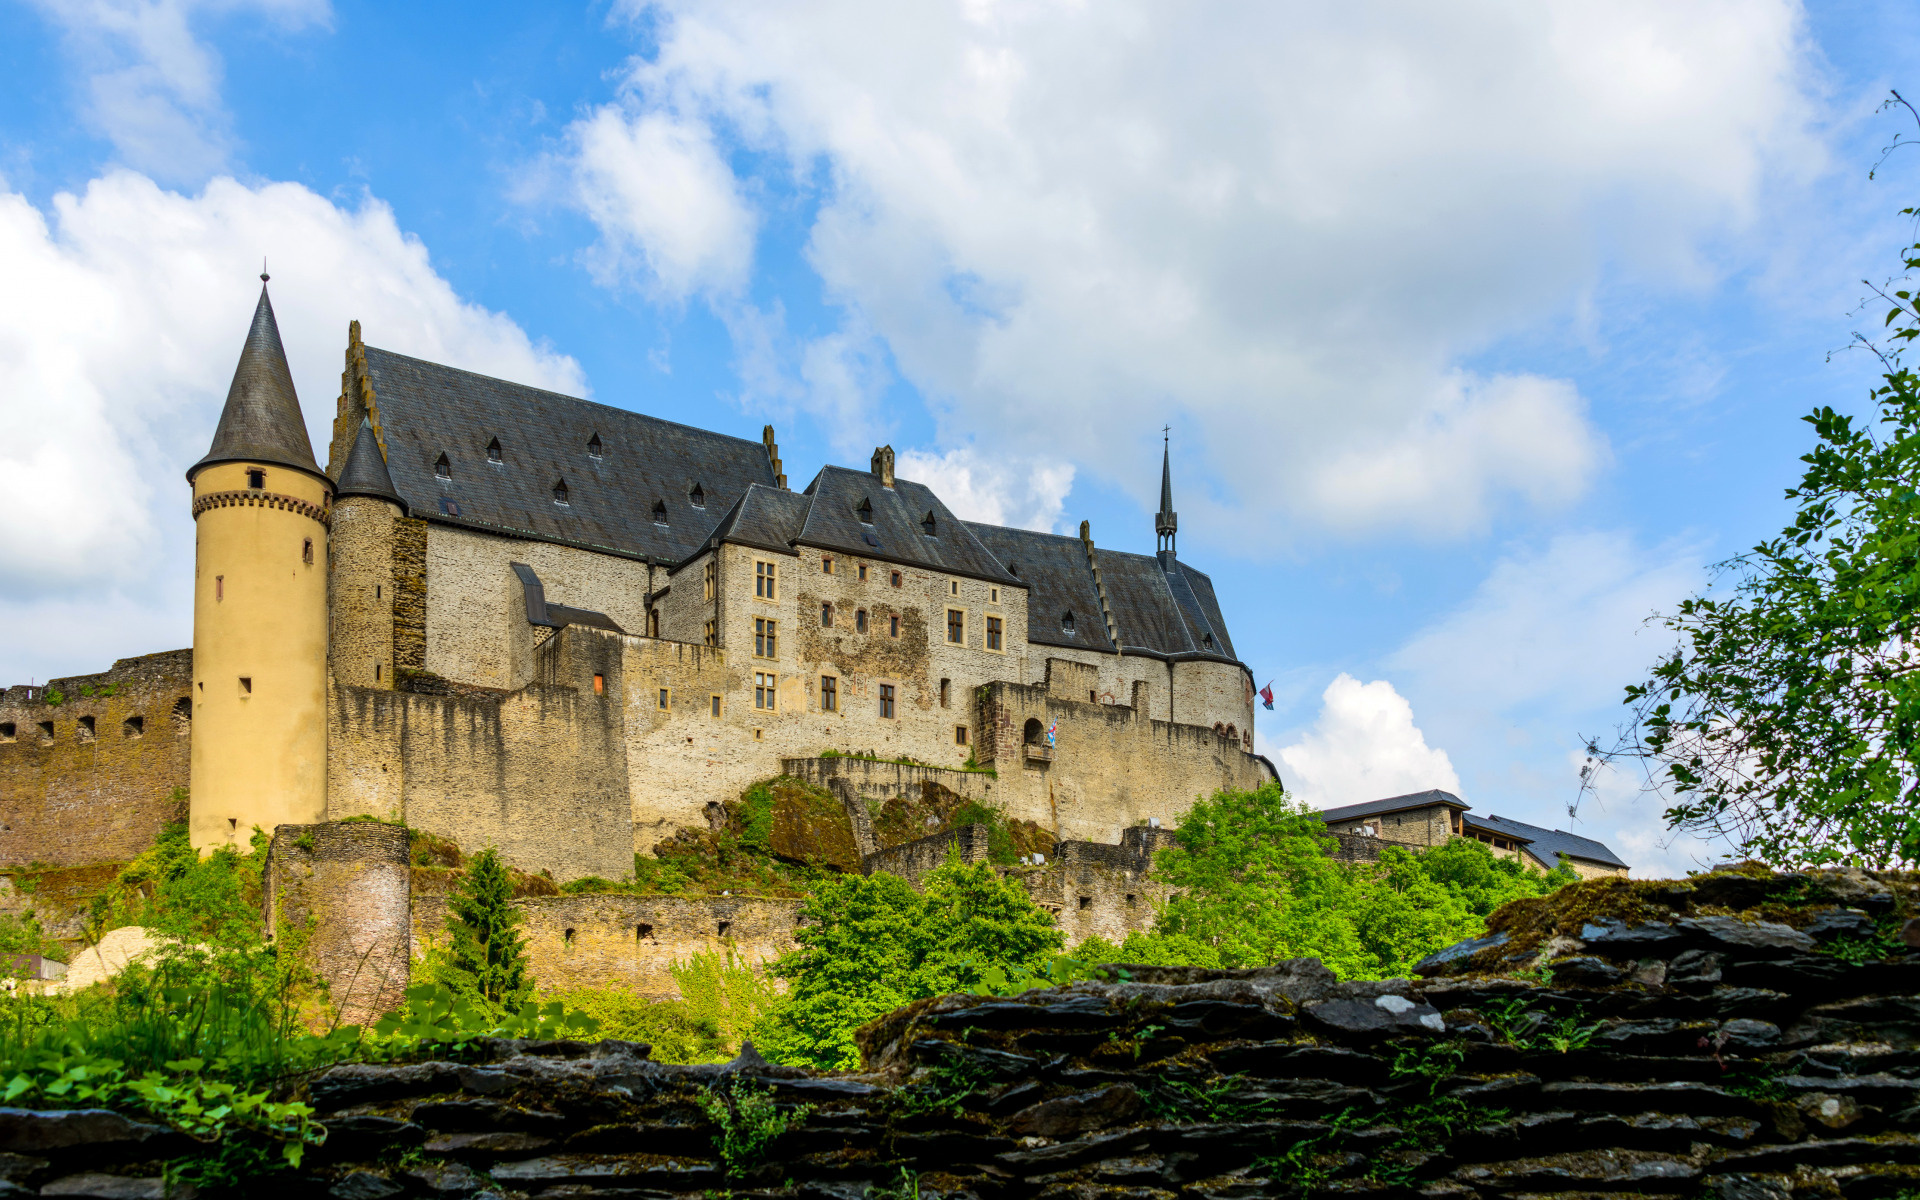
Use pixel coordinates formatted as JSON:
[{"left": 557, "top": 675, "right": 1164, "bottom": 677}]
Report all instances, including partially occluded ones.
[
  {"left": 1317, "top": 790, "right": 1472, "bottom": 825},
  {"left": 1467, "top": 814, "right": 1630, "bottom": 870},
  {"left": 193, "top": 285, "right": 322, "bottom": 480},
  {"left": 334, "top": 417, "right": 407, "bottom": 512},
  {"left": 361, "top": 347, "right": 776, "bottom": 562},
  {"left": 702, "top": 485, "right": 812, "bottom": 559},
  {"left": 964, "top": 525, "right": 1116, "bottom": 652},
  {"left": 788, "top": 467, "right": 1022, "bottom": 586}
]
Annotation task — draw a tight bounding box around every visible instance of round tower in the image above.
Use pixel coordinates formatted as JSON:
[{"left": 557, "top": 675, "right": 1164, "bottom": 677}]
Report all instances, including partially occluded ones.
[
  {"left": 328, "top": 415, "right": 407, "bottom": 691},
  {"left": 187, "top": 279, "right": 331, "bottom": 851}
]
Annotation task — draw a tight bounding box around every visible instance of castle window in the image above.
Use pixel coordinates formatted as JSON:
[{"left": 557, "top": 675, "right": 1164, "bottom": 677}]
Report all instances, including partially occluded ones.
[
  {"left": 374, "top": 663, "right": 381, "bottom": 681},
  {"left": 122, "top": 715, "right": 143, "bottom": 739},
  {"left": 1091, "top": 690, "right": 1098, "bottom": 702},
  {"left": 690, "top": 483, "right": 704, "bottom": 507},
  {"left": 955, "top": 724, "right": 967, "bottom": 745},
  {"left": 990, "top": 588, "right": 998, "bottom": 602},
  {"left": 1203, "top": 632, "right": 1214, "bottom": 649},
  {"left": 247, "top": 468, "right": 266, "bottom": 489},
  {"left": 754, "top": 618, "right": 778, "bottom": 658},
  {"left": 77, "top": 716, "right": 95, "bottom": 741},
  {"left": 821, "top": 675, "right": 837, "bottom": 712},
  {"left": 879, "top": 684, "right": 895, "bottom": 719},
  {"left": 821, "top": 602, "right": 833, "bottom": 628},
  {"left": 890, "top": 571, "right": 902, "bottom": 588},
  {"left": 946, "top": 609, "right": 966, "bottom": 644},
  {"left": 587, "top": 433, "right": 603, "bottom": 458},
  {"left": 302, "top": 538, "right": 313, "bottom": 565},
  {"left": 710, "top": 695, "right": 722, "bottom": 717},
  {"left": 858, "top": 564, "right": 868, "bottom": 581},
  {"left": 0, "top": 723, "right": 12, "bottom": 742},
  {"left": 755, "top": 672, "right": 777, "bottom": 711},
  {"left": 939, "top": 678, "right": 950, "bottom": 708},
  {"left": 637, "top": 923, "right": 654, "bottom": 941},
  {"left": 1061, "top": 610, "right": 1076, "bottom": 636},
  {"left": 553, "top": 478, "right": 570, "bottom": 505},
  {"left": 36, "top": 722, "right": 53, "bottom": 742},
  {"left": 1007, "top": 561, "right": 1019, "bottom": 576},
  {"left": 434, "top": 455, "right": 450, "bottom": 480},
  {"left": 986, "top": 616, "right": 1003, "bottom": 651},
  {"left": 487, "top": 438, "right": 502, "bottom": 463},
  {"left": 658, "top": 688, "right": 670, "bottom": 710},
  {"left": 856, "top": 497, "right": 873, "bottom": 523},
  {"left": 215, "top": 576, "right": 223, "bottom": 602},
  {"left": 753, "top": 728, "right": 762, "bottom": 740},
  {"left": 755, "top": 561, "right": 776, "bottom": 599},
  {"left": 855, "top": 609, "right": 868, "bottom": 634},
  {"left": 652, "top": 500, "right": 667, "bottom": 525},
  {"left": 376, "top": 585, "right": 381, "bottom": 599},
  {"left": 593, "top": 673, "right": 605, "bottom": 694},
  {"left": 1078, "top": 896, "right": 1092, "bottom": 910},
  {"left": 922, "top": 510, "right": 937, "bottom": 536},
  {"left": 1023, "top": 718, "right": 1044, "bottom": 745},
  {"left": 717, "top": 920, "right": 733, "bottom": 938},
  {"left": 172, "top": 697, "right": 191, "bottom": 733},
  {"left": 889, "top": 614, "right": 899, "bottom": 637},
  {"left": 239, "top": 677, "right": 252, "bottom": 695},
  {"left": 950, "top": 580, "right": 959, "bottom": 596},
  {"left": 822, "top": 556, "right": 834, "bottom": 574},
  {"left": 703, "top": 560, "right": 716, "bottom": 600},
  {"left": 1125, "top": 893, "right": 1137, "bottom": 907},
  {"left": 564, "top": 927, "right": 576, "bottom": 947},
  {"left": 704, "top": 620, "right": 717, "bottom": 647}
]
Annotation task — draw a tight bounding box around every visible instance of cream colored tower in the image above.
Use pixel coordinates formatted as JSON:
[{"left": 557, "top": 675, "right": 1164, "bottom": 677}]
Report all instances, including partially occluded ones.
[{"left": 187, "top": 280, "right": 331, "bottom": 850}]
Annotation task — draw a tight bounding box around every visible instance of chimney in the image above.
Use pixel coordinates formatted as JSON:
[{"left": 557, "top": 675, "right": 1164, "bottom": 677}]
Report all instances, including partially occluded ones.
[{"left": 871, "top": 444, "right": 896, "bottom": 488}]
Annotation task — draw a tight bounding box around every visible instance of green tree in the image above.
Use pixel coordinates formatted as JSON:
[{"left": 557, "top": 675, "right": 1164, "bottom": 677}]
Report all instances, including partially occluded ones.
[
  {"left": 443, "top": 847, "right": 530, "bottom": 1012},
  {"left": 1596, "top": 208, "right": 1920, "bottom": 866},
  {"left": 754, "top": 859, "right": 1061, "bottom": 1070}
]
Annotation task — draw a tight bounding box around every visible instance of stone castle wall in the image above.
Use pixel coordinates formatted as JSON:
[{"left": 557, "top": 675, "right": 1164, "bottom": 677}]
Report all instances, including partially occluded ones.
[
  {"left": 0, "top": 651, "right": 193, "bottom": 867},
  {"left": 265, "top": 822, "right": 412, "bottom": 1026}
]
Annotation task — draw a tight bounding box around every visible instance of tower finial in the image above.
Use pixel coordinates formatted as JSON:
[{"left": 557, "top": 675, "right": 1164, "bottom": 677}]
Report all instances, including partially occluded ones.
[
  {"left": 1155, "top": 426, "right": 1177, "bottom": 556},
  {"left": 261, "top": 256, "right": 269, "bottom": 284}
]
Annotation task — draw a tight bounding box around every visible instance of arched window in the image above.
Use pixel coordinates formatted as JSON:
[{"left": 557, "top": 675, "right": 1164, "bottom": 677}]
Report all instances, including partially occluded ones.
[
  {"left": 486, "top": 438, "right": 502, "bottom": 463},
  {"left": 1023, "top": 718, "right": 1044, "bottom": 745},
  {"left": 690, "top": 482, "right": 705, "bottom": 507},
  {"left": 587, "top": 433, "right": 603, "bottom": 458},
  {"left": 1061, "top": 610, "right": 1076, "bottom": 636},
  {"left": 434, "top": 454, "right": 451, "bottom": 480},
  {"left": 651, "top": 500, "right": 668, "bottom": 525},
  {"left": 1226, "top": 724, "right": 1238, "bottom": 742},
  {"left": 552, "top": 478, "right": 570, "bottom": 505}
]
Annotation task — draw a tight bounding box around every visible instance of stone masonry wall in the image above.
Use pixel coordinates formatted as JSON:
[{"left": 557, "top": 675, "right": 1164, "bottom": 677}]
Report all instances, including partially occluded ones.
[
  {"left": 266, "top": 822, "right": 412, "bottom": 1026},
  {"left": 410, "top": 892, "right": 801, "bottom": 1000},
  {"left": 0, "top": 651, "right": 193, "bottom": 867},
  {"left": 16, "top": 866, "right": 1906, "bottom": 1199}
]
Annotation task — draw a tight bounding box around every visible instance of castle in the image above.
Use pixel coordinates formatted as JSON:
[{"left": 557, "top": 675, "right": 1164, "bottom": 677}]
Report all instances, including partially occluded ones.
[{"left": 0, "top": 283, "right": 1272, "bottom": 887}]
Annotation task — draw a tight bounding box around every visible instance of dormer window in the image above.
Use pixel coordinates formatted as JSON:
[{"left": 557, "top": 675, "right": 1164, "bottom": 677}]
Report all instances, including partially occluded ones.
[
  {"left": 690, "top": 483, "right": 706, "bottom": 508},
  {"left": 487, "top": 438, "right": 502, "bottom": 464},
  {"left": 922, "top": 510, "right": 937, "bottom": 536},
  {"left": 856, "top": 497, "right": 873, "bottom": 524},
  {"left": 435, "top": 454, "right": 451, "bottom": 480},
  {"left": 247, "top": 468, "right": 265, "bottom": 489},
  {"left": 587, "top": 433, "right": 603, "bottom": 458},
  {"left": 1061, "top": 610, "right": 1076, "bottom": 636},
  {"left": 652, "top": 500, "right": 668, "bottom": 526},
  {"left": 1203, "top": 632, "right": 1214, "bottom": 649},
  {"left": 552, "top": 478, "right": 570, "bottom": 505}
]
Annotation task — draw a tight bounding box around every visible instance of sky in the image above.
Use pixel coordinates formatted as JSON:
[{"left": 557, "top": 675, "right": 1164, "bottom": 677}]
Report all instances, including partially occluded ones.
[{"left": 2, "top": 0, "right": 1917, "bottom": 877}]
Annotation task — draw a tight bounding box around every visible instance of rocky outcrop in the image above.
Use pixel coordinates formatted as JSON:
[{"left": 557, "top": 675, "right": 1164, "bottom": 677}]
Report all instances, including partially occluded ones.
[{"left": 9, "top": 866, "right": 1920, "bottom": 1197}]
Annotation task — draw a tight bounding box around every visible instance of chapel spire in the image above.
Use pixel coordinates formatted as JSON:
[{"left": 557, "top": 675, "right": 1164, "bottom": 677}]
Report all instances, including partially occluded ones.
[
  {"left": 189, "top": 277, "right": 321, "bottom": 481},
  {"left": 1155, "top": 426, "right": 1178, "bottom": 556}
]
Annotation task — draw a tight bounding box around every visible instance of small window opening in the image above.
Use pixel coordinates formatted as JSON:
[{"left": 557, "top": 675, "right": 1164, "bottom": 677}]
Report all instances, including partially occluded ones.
[
  {"left": 593, "top": 673, "right": 605, "bottom": 694},
  {"left": 36, "top": 722, "right": 54, "bottom": 742},
  {"left": 228, "top": 818, "right": 237, "bottom": 832},
  {"left": 879, "top": 684, "right": 896, "bottom": 719},
  {"left": 0, "top": 723, "right": 12, "bottom": 742},
  {"left": 563, "top": 927, "right": 576, "bottom": 946},
  {"left": 858, "top": 563, "right": 868, "bottom": 581},
  {"left": 434, "top": 454, "right": 450, "bottom": 480},
  {"left": 951, "top": 580, "right": 959, "bottom": 595},
  {"left": 890, "top": 570, "right": 902, "bottom": 588},
  {"left": 375, "top": 584, "right": 382, "bottom": 599},
  {"left": 857, "top": 497, "right": 874, "bottom": 523},
  {"left": 1125, "top": 893, "right": 1137, "bottom": 907},
  {"left": 487, "top": 437, "right": 502, "bottom": 463},
  {"left": 302, "top": 537, "right": 313, "bottom": 565},
  {"left": 1061, "top": 610, "right": 1076, "bottom": 635},
  {"left": 821, "top": 675, "right": 838, "bottom": 712},
  {"left": 922, "top": 510, "right": 937, "bottom": 536},
  {"left": 1078, "top": 896, "right": 1092, "bottom": 910},
  {"left": 690, "top": 483, "right": 705, "bottom": 507},
  {"left": 822, "top": 555, "right": 834, "bottom": 574},
  {"left": 940, "top": 678, "right": 950, "bottom": 708},
  {"left": 890, "top": 614, "right": 900, "bottom": 637},
  {"left": 239, "top": 677, "right": 252, "bottom": 694},
  {"left": 247, "top": 468, "right": 265, "bottom": 489},
  {"left": 652, "top": 499, "right": 668, "bottom": 525},
  {"left": 955, "top": 724, "right": 968, "bottom": 746},
  {"left": 711, "top": 695, "right": 722, "bottom": 717},
  {"left": 587, "top": 433, "right": 603, "bottom": 458},
  {"left": 753, "top": 728, "right": 763, "bottom": 740},
  {"left": 375, "top": 663, "right": 382, "bottom": 681},
  {"left": 123, "top": 715, "right": 143, "bottom": 739},
  {"left": 215, "top": 575, "right": 224, "bottom": 601},
  {"left": 637, "top": 923, "right": 654, "bottom": 941},
  {"left": 658, "top": 688, "right": 670, "bottom": 710},
  {"left": 553, "top": 478, "right": 570, "bottom": 505},
  {"left": 856, "top": 609, "right": 869, "bottom": 634},
  {"left": 821, "top": 602, "right": 834, "bottom": 627},
  {"left": 1203, "top": 632, "right": 1214, "bottom": 649},
  {"left": 990, "top": 587, "right": 998, "bottom": 602},
  {"left": 717, "top": 920, "right": 733, "bottom": 938},
  {"left": 171, "top": 697, "right": 191, "bottom": 732}
]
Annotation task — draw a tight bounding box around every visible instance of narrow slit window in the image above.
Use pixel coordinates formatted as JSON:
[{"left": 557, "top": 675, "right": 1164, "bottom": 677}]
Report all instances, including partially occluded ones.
[
  {"left": 858, "top": 563, "right": 868, "bottom": 581},
  {"left": 302, "top": 537, "right": 313, "bottom": 565},
  {"left": 374, "top": 663, "right": 381, "bottom": 681},
  {"left": 434, "top": 455, "right": 450, "bottom": 480},
  {"left": 889, "top": 614, "right": 899, "bottom": 637},
  {"left": 939, "top": 678, "right": 950, "bottom": 708},
  {"left": 822, "top": 555, "right": 834, "bottom": 574},
  {"left": 658, "top": 688, "right": 670, "bottom": 710},
  {"left": 710, "top": 695, "right": 722, "bottom": 717},
  {"left": 821, "top": 675, "right": 837, "bottom": 712},
  {"left": 855, "top": 609, "right": 868, "bottom": 634},
  {"left": 821, "top": 601, "right": 834, "bottom": 628},
  {"left": 890, "top": 570, "right": 902, "bottom": 588},
  {"left": 593, "top": 673, "right": 605, "bottom": 694},
  {"left": 215, "top": 575, "right": 224, "bottom": 601}
]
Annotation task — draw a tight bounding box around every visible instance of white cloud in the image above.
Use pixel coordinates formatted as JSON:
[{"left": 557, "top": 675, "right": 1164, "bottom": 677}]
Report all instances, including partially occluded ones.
[
  {"left": 1271, "top": 674, "right": 1461, "bottom": 810},
  {"left": 895, "top": 447, "right": 1074, "bottom": 533},
  {"left": 26, "top": 0, "right": 331, "bottom": 182},
  {"left": 573, "top": 0, "right": 1819, "bottom": 542},
  {"left": 0, "top": 170, "right": 585, "bottom": 684}
]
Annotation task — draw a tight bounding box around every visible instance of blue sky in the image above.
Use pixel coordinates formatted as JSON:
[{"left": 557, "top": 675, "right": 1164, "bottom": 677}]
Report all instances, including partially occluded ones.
[{"left": 3, "top": 0, "right": 1917, "bottom": 875}]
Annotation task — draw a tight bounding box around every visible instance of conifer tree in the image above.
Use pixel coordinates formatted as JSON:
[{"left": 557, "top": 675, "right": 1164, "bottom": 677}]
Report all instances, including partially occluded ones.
[{"left": 444, "top": 847, "right": 531, "bottom": 1012}]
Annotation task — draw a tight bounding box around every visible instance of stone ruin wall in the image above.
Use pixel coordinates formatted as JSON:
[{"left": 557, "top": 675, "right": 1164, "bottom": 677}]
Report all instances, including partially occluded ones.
[
  {"left": 7, "top": 866, "right": 1909, "bottom": 1200},
  {"left": 265, "top": 822, "right": 412, "bottom": 1027},
  {"left": 0, "top": 651, "right": 193, "bottom": 868}
]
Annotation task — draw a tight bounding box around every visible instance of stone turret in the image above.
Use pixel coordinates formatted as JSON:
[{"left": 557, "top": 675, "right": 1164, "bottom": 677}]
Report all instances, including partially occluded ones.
[
  {"left": 186, "top": 279, "right": 331, "bottom": 851},
  {"left": 329, "top": 417, "right": 404, "bottom": 692}
]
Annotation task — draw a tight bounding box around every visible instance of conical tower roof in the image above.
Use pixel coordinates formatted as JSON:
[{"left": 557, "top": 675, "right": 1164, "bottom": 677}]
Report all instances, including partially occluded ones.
[
  {"left": 334, "top": 416, "right": 407, "bottom": 512},
  {"left": 189, "top": 282, "right": 321, "bottom": 480}
]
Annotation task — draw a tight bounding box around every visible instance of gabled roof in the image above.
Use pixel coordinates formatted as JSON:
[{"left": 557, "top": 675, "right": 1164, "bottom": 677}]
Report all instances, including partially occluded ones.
[
  {"left": 358, "top": 346, "right": 776, "bottom": 562},
  {"left": 1468, "top": 814, "right": 1629, "bottom": 870},
  {"left": 192, "top": 284, "right": 321, "bottom": 480},
  {"left": 791, "top": 466, "right": 1022, "bottom": 586},
  {"left": 700, "top": 485, "right": 812, "bottom": 560},
  {"left": 334, "top": 417, "right": 407, "bottom": 511},
  {"left": 965, "top": 525, "right": 1116, "bottom": 652},
  {"left": 1317, "top": 790, "right": 1470, "bottom": 825}
]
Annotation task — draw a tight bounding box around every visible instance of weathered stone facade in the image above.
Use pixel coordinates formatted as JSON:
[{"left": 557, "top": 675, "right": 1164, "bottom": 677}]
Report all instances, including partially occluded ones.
[{"left": 266, "top": 822, "right": 412, "bottom": 1026}]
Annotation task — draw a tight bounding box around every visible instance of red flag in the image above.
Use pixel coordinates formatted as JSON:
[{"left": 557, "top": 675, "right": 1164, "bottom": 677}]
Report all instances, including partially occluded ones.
[{"left": 1259, "top": 681, "right": 1275, "bottom": 710}]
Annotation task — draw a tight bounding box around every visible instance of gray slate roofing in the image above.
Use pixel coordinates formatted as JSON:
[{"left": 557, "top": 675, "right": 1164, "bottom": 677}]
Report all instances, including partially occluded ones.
[
  {"left": 1318, "top": 790, "right": 1471, "bottom": 825},
  {"left": 361, "top": 346, "right": 776, "bottom": 562},
  {"left": 964, "top": 525, "right": 1116, "bottom": 652},
  {"left": 1467, "top": 813, "right": 1630, "bottom": 870},
  {"left": 193, "top": 285, "right": 322, "bottom": 480},
  {"left": 703, "top": 485, "right": 813, "bottom": 559},
  {"left": 791, "top": 467, "right": 1023, "bottom": 586},
  {"left": 334, "top": 417, "right": 407, "bottom": 512}
]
